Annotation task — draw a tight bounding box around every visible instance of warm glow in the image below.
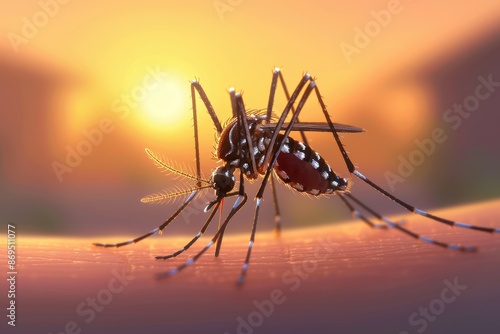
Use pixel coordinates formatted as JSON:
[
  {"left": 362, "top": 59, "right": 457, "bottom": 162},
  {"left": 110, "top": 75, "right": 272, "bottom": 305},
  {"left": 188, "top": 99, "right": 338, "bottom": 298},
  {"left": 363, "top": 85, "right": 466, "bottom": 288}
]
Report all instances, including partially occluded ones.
[
  {"left": 2, "top": 0, "right": 499, "bottom": 232},
  {"left": 141, "top": 75, "right": 187, "bottom": 126}
]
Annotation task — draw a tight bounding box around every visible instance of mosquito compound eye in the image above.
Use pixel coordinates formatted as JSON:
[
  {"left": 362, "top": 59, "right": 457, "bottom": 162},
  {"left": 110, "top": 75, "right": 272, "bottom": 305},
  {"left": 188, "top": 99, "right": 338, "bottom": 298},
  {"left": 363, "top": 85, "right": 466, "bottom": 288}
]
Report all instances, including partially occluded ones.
[{"left": 211, "top": 166, "right": 235, "bottom": 195}]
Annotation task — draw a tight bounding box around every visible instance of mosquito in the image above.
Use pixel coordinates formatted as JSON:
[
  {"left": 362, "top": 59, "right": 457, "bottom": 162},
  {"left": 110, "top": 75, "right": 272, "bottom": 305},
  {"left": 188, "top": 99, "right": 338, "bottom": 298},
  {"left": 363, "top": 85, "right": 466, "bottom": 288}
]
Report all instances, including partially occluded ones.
[{"left": 94, "top": 68, "right": 499, "bottom": 284}]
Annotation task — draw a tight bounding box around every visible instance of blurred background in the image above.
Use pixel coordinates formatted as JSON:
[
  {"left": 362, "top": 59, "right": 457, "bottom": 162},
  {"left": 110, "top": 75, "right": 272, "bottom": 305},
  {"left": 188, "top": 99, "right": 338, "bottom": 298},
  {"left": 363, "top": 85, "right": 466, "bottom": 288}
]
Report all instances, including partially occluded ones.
[{"left": 1, "top": 0, "right": 499, "bottom": 237}]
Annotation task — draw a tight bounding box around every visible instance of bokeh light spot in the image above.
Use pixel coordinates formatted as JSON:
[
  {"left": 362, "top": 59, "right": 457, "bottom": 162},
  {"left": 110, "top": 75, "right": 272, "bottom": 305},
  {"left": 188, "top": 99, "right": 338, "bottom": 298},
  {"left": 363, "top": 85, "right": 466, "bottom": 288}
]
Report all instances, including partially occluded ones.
[{"left": 141, "top": 75, "right": 187, "bottom": 125}]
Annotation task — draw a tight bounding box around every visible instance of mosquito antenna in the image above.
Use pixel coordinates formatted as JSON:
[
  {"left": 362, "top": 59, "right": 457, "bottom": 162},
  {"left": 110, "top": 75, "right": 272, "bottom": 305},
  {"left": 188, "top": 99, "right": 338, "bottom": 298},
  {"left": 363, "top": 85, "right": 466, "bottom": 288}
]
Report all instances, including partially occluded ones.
[
  {"left": 141, "top": 184, "right": 213, "bottom": 204},
  {"left": 145, "top": 148, "right": 211, "bottom": 185}
]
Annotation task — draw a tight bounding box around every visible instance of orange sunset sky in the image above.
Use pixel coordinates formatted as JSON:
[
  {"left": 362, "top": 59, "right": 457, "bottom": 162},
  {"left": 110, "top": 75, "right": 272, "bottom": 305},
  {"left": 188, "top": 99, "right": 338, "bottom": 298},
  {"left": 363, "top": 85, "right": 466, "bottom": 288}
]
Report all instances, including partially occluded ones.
[{"left": 1, "top": 1, "right": 499, "bottom": 235}]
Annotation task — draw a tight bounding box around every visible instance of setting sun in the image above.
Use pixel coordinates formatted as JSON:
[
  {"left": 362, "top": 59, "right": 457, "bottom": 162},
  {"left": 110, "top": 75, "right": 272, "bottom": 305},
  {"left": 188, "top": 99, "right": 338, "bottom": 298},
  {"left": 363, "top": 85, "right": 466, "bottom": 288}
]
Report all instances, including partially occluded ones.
[{"left": 141, "top": 75, "right": 188, "bottom": 126}]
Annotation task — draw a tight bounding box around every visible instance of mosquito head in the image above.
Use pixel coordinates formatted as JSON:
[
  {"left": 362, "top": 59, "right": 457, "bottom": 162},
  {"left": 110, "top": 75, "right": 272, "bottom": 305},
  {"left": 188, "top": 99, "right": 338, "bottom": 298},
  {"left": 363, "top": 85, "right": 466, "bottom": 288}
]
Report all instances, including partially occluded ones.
[{"left": 211, "top": 165, "right": 236, "bottom": 196}]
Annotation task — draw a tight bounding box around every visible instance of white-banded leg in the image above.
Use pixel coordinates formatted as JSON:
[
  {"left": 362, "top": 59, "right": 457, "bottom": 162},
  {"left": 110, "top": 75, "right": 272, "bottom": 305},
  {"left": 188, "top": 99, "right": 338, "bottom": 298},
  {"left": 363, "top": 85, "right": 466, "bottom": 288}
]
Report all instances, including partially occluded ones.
[
  {"left": 215, "top": 174, "right": 246, "bottom": 257},
  {"left": 214, "top": 200, "right": 227, "bottom": 258},
  {"left": 155, "top": 200, "right": 221, "bottom": 260},
  {"left": 237, "top": 197, "right": 262, "bottom": 285},
  {"left": 265, "top": 67, "right": 309, "bottom": 145},
  {"left": 343, "top": 193, "right": 477, "bottom": 252},
  {"left": 270, "top": 176, "right": 282, "bottom": 235},
  {"left": 234, "top": 91, "right": 258, "bottom": 176},
  {"left": 191, "top": 80, "right": 223, "bottom": 134},
  {"left": 352, "top": 170, "right": 500, "bottom": 234},
  {"left": 337, "top": 192, "right": 391, "bottom": 229},
  {"left": 208, "top": 91, "right": 256, "bottom": 259},
  {"left": 93, "top": 191, "right": 199, "bottom": 247},
  {"left": 191, "top": 79, "right": 223, "bottom": 186},
  {"left": 309, "top": 80, "right": 500, "bottom": 237},
  {"left": 156, "top": 193, "right": 248, "bottom": 280},
  {"left": 237, "top": 79, "right": 318, "bottom": 285},
  {"left": 265, "top": 68, "right": 318, "bottom": 236}
]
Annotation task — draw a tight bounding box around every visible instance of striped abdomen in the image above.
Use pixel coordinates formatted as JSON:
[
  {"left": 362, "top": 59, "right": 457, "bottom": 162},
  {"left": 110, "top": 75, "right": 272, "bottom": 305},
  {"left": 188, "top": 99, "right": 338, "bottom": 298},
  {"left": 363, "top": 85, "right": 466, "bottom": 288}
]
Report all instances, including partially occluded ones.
[{"left": 261, "top": 134, "right": 348, "bottom": 196}]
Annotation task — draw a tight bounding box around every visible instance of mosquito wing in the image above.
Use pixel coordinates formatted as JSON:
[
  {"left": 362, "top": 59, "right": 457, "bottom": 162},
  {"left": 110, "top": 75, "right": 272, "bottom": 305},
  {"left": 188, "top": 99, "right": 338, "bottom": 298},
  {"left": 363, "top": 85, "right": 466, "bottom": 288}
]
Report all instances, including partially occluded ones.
[{"left": 260, "top": 122, "right": 365, "bottom": 133}]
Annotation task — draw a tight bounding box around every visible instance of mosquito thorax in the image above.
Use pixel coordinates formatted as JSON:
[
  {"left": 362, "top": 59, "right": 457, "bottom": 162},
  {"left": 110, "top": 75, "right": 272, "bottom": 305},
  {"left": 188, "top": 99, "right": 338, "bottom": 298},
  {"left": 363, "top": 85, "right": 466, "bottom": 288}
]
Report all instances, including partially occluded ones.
[
  {"left": 210, "top": 165, "right": 236, "bottom": 196},
  {"left": 216, "top": 114, "right": 267, "bottom": 178}
]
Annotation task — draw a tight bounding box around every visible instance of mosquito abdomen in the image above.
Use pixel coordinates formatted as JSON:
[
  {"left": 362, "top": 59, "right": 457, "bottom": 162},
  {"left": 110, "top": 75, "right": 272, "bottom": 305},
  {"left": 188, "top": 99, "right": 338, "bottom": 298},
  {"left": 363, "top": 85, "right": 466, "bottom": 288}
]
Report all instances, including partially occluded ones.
[{"left": 271, "top": 134, "right": 348, "bottom": 195}]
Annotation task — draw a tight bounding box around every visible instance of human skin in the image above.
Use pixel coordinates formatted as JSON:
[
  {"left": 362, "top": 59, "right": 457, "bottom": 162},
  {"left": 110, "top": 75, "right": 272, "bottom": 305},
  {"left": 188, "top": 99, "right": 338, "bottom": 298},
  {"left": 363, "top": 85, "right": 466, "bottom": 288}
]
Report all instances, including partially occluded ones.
[{"left": 3, "top": 199, "right": 499, "bottom": 334}]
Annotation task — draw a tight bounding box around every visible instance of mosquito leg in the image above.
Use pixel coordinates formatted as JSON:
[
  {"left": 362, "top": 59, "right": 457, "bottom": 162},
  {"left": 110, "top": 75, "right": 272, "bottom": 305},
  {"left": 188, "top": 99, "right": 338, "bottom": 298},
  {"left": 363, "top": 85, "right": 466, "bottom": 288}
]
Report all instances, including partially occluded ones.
[
  {"left": 191, "top": 80, "right": 224, "bottom": 190},
  {"left": 266, "top": 68, "right": 309, "bottom": 145},
  {"left": 264, "top": 69, "right": 329, "bottom": 236},
  {"left": 261, "top": 73, "right": 312, "bottom": 170},
  {"left": 353, "top": 170, "right": 500, "bottom": 234},
  {"left": 237, "top": 81, "right": 318, "bottom": 285},
  {"left": 344, "top": 193, "right": 477, "bottom": 252},
  {"left": 191, "top": 80, "right": 223, "bottom": 134},
  {"left": 309, "top": 81, "right": 499, "bottom": 235},
  {"left": 276, "top": 69, "right": 309, "bottom": 146},
  {"left": 257, "top": 80, "right": 316, "bottom": 199},
  {"left": 337, "top": 192, "right": 390, "bottom": 229},
  {"left": 93, "top": 191, "right": 199, "bottom": 248},
  {"left": 270, "top": 175, "right": 282, "bottom": 235},
  {"left": 214, "top": 210, "right": 227, "bottom": 257},
  {"left": 156, "top": 193, "right": 248, "bottom": 280},
  {"left": 235, "top": 92, "right": 258, "bottom": 176},
  {"left": 266, "top": 68, "right": 318, "bottom": 235},
  {"left": 229, "top": 87, "right": 238, "bottom": 118},
  {"left": 265, "top": 67, "right": 279, "bottom": 123},
  {"left": 155, "top": 200, "right": 221, "bottom": 260},
  {"left": 210, "top": 91, "right": 255, "bottom": 258},
  {"left": 236, "top": 197, "right": 263, "bottom": 285},
  {"left": 215, "top": 173, "right": 246, "bottom": 257}
]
